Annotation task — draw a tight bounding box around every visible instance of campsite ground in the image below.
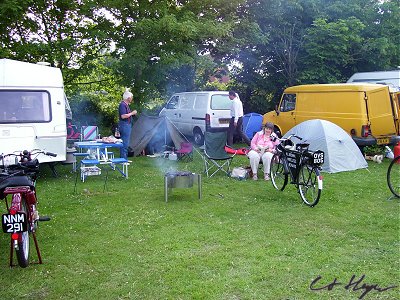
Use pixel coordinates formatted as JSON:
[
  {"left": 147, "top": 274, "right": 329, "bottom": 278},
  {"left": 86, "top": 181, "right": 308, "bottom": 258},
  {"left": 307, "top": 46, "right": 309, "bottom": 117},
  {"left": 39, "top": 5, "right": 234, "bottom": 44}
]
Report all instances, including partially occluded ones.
[{"left": 0, "top": 151, "right": 398, "bottom": 299}]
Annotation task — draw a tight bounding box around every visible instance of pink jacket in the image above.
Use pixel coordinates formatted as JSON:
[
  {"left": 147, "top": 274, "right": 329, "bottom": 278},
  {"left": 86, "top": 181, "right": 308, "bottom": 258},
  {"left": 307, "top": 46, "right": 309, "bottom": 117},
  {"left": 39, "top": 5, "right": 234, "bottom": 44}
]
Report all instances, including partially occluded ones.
[{"left": 251, "top": 131, "right": 279, "bottom": 151}]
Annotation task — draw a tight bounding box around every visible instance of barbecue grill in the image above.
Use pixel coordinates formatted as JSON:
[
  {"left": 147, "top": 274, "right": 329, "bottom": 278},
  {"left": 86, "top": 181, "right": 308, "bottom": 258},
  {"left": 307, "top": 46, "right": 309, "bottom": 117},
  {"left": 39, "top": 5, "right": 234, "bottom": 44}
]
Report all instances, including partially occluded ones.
[{"left": 164, "top": 171, "right": 202, "bottom": 202}]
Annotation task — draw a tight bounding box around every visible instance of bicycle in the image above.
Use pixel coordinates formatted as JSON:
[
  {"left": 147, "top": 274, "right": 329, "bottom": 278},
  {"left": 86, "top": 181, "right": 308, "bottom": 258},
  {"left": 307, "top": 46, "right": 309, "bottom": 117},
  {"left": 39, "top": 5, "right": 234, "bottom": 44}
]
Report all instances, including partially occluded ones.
[
  {"left": 0, "top": 149, "right": 56, "bottom": 267},
  {"left": 387, "top": 155, "right": 400, "bottom": 198},
  {"left": 270, "top": 134, "right": 325, "bottom": 207}
]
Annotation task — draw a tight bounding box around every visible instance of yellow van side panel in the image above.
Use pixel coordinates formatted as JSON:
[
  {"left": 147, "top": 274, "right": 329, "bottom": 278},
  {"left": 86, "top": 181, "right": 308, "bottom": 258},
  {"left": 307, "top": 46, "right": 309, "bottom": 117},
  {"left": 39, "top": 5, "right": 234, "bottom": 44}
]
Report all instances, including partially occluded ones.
[{"left": 295, "top": 91, "right": 368, "bottom": 135}]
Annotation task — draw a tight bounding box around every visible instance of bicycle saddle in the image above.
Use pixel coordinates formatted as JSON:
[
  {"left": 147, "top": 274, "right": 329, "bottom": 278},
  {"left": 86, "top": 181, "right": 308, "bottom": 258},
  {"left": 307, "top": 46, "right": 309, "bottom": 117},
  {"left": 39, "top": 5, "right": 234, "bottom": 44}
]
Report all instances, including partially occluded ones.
[{"left": 0, "top": 176, "right": 34, "bottom": 195}]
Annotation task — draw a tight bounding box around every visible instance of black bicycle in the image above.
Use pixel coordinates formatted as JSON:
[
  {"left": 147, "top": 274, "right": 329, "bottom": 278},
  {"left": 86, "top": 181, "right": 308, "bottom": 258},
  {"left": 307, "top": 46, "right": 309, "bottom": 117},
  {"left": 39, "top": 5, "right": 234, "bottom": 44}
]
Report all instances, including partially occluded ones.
[
  {"left": 387, "top": 155, "right": 400, "bottom": 198},
  {"left": 270, "top": 134, "right": 325, "bottom": 207}
]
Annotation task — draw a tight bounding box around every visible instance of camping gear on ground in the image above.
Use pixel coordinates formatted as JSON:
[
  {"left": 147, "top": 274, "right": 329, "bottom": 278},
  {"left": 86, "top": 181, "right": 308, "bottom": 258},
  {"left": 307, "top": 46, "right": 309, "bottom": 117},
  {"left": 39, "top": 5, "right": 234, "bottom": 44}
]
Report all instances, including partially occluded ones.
[
  {"left": 230, "top": 167, "right": 251, "bottom": 180},
  {"left": 128, "top": 114, "right": 186, "bottom": 156},
  {"left": 164, "top": 171, "right": 202, "bottom": 202},
  {"left": 203, "top": 131, "right": 234, "bottom": 177},
  {"left": 242, "top": 113, "right": 263, "bottom": 140},
  {"left": 224, "top": 145, "right": 249, "bottom": 155},
  {"left": 384, "top": 146, "right": 394, "bottom": 159},
  {"left": 283, "top": 119, "right": 368, "bottom": 173}
]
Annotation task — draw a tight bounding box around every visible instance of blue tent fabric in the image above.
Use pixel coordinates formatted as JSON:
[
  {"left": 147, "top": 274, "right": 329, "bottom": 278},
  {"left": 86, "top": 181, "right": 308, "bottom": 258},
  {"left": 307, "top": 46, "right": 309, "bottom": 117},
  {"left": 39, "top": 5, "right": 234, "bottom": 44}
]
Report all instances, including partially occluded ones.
[{"left": 242, "top": 113, "right": 263, "bottom": 140}]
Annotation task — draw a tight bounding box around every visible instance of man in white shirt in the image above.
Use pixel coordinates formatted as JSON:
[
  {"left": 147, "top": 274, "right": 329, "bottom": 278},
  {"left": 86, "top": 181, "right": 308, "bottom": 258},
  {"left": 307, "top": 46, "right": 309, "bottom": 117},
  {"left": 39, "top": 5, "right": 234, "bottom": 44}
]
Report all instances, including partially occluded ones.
[{"left": 227, "top": 90, "right": 251, "bottom": 146}]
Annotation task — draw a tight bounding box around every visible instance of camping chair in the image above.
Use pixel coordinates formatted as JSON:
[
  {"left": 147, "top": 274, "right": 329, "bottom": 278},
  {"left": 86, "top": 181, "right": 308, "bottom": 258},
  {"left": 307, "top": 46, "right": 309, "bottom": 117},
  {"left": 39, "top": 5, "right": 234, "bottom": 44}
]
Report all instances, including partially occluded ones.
[
  {"left": 67, "top": 121, "right": 81, "bottom": 140},
  {"left": 176, "top": 142, "right": 193, "bottom": 162},
  {"left": 80, "top": 125, "right": 99, "bottom": 141},
  {"left": 203, "top": 131, "right": 234, "bottom": 177}
]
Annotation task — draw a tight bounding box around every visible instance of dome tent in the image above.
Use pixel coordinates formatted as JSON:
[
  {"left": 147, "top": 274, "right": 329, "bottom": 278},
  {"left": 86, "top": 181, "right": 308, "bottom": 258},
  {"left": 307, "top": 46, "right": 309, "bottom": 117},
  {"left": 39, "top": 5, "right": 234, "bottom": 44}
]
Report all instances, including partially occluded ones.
[
  {"left": 242, "top": 113, "right": 263, "bottom": 140},
  {"left": 283, "top": 119, "right": 368, "bottom": 173}
]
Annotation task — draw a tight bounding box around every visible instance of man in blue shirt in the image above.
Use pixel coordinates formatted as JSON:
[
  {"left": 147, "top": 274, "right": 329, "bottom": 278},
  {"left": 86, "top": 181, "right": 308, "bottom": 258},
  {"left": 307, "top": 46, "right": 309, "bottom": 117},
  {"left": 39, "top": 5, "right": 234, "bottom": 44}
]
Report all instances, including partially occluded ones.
[{"left": 118, "top": 90, "right": 137, "bottom": 159}]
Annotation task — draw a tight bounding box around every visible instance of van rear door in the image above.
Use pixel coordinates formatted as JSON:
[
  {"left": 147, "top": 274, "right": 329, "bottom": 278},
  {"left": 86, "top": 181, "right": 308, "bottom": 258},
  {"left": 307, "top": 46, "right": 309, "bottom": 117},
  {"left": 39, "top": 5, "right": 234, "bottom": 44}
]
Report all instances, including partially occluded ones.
[
  {"left": 366, "top": 88, "right": 397, "bottom": 143},
  {"left": 208, "top": 94, "right": 231, "bottom": 130}
]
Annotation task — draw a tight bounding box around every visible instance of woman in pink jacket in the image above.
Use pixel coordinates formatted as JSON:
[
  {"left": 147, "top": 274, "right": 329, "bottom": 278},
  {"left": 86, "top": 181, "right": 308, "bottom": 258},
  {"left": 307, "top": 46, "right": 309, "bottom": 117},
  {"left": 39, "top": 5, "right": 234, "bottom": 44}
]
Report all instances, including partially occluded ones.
[{"left": 248, "top": 122, "right": 279, "bottom": 180}]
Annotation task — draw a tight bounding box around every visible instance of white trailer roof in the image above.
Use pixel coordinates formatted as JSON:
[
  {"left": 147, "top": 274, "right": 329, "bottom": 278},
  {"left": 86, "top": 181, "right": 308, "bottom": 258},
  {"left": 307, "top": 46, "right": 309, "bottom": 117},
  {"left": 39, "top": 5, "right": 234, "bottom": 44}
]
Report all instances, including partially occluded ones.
[{"left": 0, "top": 58, "right": 64, "bottom": 88}]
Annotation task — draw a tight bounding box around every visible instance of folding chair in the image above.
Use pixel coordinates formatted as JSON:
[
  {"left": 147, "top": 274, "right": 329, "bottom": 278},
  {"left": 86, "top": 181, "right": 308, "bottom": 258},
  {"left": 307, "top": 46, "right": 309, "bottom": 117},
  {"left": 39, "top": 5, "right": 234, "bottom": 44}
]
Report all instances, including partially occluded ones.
[
  {"left": 80, "top": 125, "right": 99, "bottom": 141},
  {"left": 176, "top": 142, "right": 193, "bottom": 162},
  {"left": 203, "top": 131, "right": 234, "bottom": 177}
]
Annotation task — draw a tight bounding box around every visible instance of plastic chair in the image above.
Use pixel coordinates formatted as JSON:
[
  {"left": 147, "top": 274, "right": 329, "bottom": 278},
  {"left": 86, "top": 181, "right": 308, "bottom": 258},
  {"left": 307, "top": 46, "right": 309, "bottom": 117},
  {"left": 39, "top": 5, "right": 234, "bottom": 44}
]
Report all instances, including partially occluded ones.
[
  {"left": 176, "top": 142, "right": 193, "bottom": 162},
  {"left": 203, "top": 131, "right": 234, "bottom": 177}
]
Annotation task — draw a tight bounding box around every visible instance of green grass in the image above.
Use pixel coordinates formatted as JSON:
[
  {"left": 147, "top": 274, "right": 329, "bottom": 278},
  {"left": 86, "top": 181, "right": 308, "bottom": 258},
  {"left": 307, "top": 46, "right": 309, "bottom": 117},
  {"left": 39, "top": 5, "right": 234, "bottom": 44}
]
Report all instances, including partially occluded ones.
[{"left": 0, "top": 151, "right": 398, "bottom": 299}]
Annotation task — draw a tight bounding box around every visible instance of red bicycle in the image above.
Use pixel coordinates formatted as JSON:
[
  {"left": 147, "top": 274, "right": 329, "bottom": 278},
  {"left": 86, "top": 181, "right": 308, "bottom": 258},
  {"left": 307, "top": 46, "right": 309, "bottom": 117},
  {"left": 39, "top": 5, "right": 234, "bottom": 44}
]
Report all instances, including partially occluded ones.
[{"left": 0, "top": 149, "right": 56, "bottom": 268}]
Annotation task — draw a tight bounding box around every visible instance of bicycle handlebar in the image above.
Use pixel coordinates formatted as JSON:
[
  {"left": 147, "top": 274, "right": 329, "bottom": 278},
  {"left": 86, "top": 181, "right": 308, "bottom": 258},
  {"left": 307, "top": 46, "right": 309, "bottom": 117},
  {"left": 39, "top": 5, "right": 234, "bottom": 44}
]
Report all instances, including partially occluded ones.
[
  {"left": 282, "top": 134, "right": 303, "bottom": 141},
  {"left": 0, "top": 149, "right": 57, "bottom": 171}
]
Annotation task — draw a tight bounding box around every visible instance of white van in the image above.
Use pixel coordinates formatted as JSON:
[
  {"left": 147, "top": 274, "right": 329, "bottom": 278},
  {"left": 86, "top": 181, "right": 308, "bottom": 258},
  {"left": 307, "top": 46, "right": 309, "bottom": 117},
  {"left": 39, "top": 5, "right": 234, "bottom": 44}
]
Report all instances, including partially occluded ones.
[
  {"left": 0, "top": 59, "right": 68, "bottom": 163},
  {"left": 347, "top": 70, "right": 400, "bottom": 91},
  {"left": 159, "top": 91, "right": 232, "bottom": 144}
]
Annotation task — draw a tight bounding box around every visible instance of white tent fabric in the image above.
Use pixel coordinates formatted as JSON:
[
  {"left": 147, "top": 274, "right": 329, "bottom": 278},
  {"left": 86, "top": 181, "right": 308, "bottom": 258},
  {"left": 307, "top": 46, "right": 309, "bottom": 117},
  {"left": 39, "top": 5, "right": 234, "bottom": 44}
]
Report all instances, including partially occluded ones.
[{"left": 283, "top": 119, "right": 368, "bottom": 173}]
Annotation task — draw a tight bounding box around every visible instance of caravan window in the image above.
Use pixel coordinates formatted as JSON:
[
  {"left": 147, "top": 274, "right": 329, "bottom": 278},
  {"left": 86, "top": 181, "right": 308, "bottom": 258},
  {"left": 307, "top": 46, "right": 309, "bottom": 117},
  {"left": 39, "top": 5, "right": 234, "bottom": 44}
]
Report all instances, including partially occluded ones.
[
  {"left": 211, "top": 94, "right": 231, "bottom": 110},
  {"left": 0, "top": 90, "right": 51, "bottom": 123}
]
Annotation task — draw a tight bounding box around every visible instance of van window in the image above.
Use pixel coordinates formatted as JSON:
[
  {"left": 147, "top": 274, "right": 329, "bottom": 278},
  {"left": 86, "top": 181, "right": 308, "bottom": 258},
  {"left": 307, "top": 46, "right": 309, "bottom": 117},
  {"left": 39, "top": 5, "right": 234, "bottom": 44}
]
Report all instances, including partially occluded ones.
[
  {"left": 210, "top": 94, "right": 231, "bottom": 110},
  {"left": 0, "top": 90, "right": 51, "bottom": 123},
  {"left": 194, "top": 94, "right": 208, "bottom": 109},
  {"left": 166, "top": 95, "right": 179, "bottom": 109},
  {"left": 180, "top": 94, "right": 195, "bottom": 109},
  {"left": 280, "top": 94, "right": 296, "bottom": 112}
]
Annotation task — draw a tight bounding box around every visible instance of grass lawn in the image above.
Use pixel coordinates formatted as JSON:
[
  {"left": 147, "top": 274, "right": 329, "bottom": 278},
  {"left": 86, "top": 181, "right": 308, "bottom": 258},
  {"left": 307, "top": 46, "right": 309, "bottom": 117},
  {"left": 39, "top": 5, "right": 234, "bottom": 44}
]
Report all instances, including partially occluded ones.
[{"left": 0, "top": 150, "right": 398, "bottom": 299}]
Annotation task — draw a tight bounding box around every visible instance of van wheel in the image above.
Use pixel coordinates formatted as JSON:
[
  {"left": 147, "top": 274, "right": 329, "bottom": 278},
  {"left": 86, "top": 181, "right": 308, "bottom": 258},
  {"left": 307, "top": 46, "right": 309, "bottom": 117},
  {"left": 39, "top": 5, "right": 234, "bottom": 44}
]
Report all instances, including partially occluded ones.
[{"left": 193, "top": 129, "right": 204, "bottom": 145}]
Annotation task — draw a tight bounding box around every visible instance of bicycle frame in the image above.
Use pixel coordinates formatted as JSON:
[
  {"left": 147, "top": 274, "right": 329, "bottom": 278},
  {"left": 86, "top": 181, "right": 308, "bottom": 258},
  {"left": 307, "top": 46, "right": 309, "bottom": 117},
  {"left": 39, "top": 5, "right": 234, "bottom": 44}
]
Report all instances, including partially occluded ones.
[
  {"left": 270, "top": 135, "right": 324, "bottom": 207},
  {"left": 278, "top": 145, "right": 314, "bottom": 186}
]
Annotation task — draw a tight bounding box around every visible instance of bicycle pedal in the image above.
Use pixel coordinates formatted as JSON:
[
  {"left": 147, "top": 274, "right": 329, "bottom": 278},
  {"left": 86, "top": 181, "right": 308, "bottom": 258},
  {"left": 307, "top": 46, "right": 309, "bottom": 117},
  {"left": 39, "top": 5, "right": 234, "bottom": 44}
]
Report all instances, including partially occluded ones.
[{"left": 39, "top": 216, "right": 51, "bottom": 222}]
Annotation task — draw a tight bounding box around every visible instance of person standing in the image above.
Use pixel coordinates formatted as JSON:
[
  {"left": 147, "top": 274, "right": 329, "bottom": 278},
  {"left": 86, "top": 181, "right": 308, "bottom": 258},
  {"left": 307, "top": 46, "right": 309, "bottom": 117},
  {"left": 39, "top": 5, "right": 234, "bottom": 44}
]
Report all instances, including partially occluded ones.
[
  {"left": 227, "top": 90, "right": 251, "bottom": 146},
  {"left": 118, "top": 90, "right": 137, "bottom": 159}
]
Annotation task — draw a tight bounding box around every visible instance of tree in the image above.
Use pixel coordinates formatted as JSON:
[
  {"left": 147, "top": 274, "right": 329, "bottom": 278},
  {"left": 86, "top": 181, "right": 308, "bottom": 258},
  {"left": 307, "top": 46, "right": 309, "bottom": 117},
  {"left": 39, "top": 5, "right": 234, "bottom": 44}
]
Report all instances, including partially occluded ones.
[
  {"left": 0, "top": 0, "right": 115, "bottom": 84},
  {"left": 103, "top": 0, "right": 245, "bottom": 103}
]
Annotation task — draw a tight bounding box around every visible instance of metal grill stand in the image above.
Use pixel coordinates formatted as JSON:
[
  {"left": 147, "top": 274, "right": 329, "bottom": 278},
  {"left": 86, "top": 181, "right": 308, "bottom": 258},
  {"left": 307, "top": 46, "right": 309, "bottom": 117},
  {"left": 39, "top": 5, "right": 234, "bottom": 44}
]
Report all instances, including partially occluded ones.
[{"left": 164, "top": 171, "right": 202, "bottom": 202}]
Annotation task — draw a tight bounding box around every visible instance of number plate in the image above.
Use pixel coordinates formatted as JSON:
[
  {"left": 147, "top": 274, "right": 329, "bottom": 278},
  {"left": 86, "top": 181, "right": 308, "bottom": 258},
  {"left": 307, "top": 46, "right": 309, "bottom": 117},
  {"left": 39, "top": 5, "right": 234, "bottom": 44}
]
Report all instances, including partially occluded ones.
[
  {"left": 376, "top": 137, "right": 389, "bottom": 145},
  {"left": 219, "top": 118, "right": 230, "bottom": 124},
  {"left": 2, "top": 213, "right": 28, "bottom": 233},
  {"left": 313, "top": 151, "right": 325, "bottom": 165}
]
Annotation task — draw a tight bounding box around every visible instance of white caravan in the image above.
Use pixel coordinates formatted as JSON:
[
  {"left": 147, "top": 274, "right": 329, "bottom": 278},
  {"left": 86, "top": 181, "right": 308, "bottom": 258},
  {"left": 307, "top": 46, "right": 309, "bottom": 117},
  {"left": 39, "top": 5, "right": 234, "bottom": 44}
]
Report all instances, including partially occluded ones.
[{"left": 0, "top": 59, "right": 68, "bottom": 163}]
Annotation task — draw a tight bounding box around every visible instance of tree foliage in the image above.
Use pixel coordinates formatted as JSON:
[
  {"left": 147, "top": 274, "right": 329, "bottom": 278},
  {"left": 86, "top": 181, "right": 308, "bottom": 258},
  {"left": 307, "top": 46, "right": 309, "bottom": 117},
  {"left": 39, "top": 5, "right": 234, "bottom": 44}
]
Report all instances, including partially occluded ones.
[{"left": 0, "top": 0, "right": 398, "bottom": 125}]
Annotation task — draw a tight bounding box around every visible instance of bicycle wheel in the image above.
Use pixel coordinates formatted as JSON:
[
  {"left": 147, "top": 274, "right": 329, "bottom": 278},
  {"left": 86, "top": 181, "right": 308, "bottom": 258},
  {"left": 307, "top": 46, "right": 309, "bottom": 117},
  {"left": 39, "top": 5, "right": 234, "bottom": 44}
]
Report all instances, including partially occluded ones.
[
  {"left": 270, "top": 154, "right": 288, "bottom": 191},
  {"left": 14, "top": 194, "right": 30, "bottom": 268},
  {"left": 298, "top": 164, "right": 322, "bottom": 207},
  {"left": 387, "top": 156, "right": 400, "bottom": 198}
]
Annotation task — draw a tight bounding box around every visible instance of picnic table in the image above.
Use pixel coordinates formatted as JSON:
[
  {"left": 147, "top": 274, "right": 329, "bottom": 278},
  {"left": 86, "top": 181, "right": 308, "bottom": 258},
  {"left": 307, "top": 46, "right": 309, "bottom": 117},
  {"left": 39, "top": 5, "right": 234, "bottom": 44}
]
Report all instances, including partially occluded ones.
[{"left": 73, "top": 141, "right": 129, "bottom": 181}]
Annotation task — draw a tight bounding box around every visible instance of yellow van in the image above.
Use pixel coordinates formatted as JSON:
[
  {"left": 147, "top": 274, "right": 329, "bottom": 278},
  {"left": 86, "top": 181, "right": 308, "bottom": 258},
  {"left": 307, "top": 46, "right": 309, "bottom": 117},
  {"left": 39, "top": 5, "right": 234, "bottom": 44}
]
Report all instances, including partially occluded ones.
[{"left": 263, "top": 83, "right": 400, "bottom": 146}]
